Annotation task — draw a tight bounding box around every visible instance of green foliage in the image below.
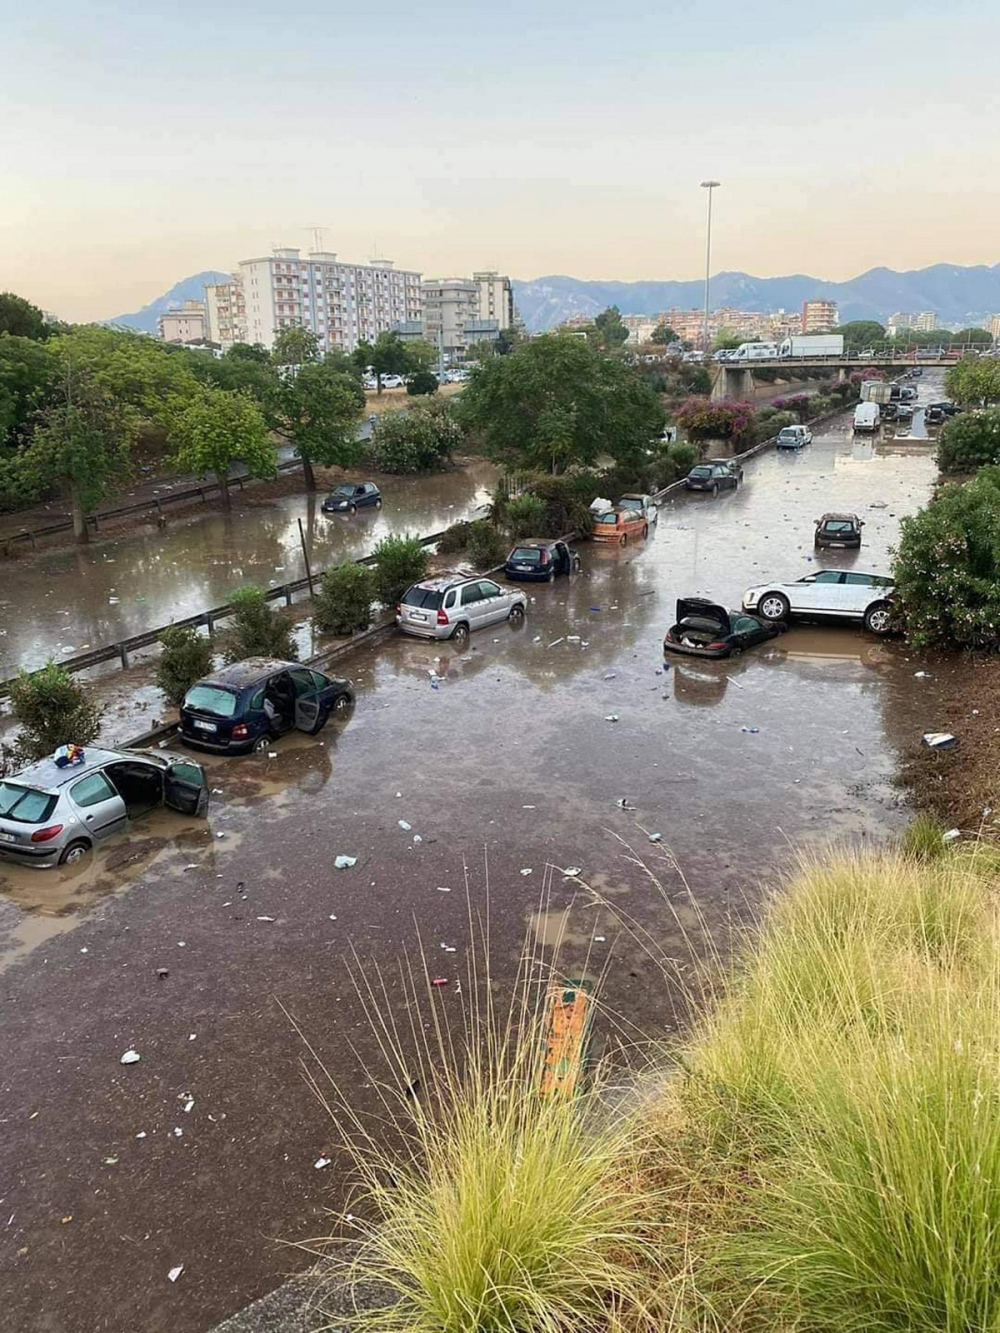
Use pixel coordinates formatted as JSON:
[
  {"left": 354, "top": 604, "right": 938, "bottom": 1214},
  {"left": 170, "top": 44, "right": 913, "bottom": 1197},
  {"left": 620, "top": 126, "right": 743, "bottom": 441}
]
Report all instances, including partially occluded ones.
[
  {"left": 757, "top": 410, "right": 797, "bottom": 441},
  {"left": 0, "top": 335, "right": 56, "bottom": 451},
  {"left": 402, "top": 338, "right": 438, "bottom": 376},
  {"left": 893, "top": 466, "right": 1000, "bottom": 649},
  {"left": 458, "top": 334, "right": 663, "bottom": 474},
  {"left": 506, "top": 492, "right": 547, "bottom": 539},
  {"left": 937, "top": 410, "right": 1000, "bottom": 475},
  {"left": 497, "top": 473, "right": 596, "bottom": 538},
  {"left": 954, "top": 327, "right": 993, "bottom": 346},
  {"left": 185, "top": 345, "right": 278, "bottom": 407},
  {"left": 271, "top": 326, "right": 320, "bottom": 366},
  {"left": 837, "top": 319, "right": 886, "bottom": 347},
  {"left": 222, "top": 585, "right": 297, "bottom": 663},
  {"left": 156, "top": 625, "right": 214, "bottom": 707},
  {"left": 665, "top": 440, "right": 697, "bottom": 474},
  {"left": 466, "top": 520, "right": 509, "bottom": 569},
  {"left": 367, "top": 401, "right": 460, "bottom": 474},
  {"left": 48, "top": 325, "right": 199, "bottom": 423},
  {"left": 372, "top": 534, "right": 428, "bottom": 606},
  {"left": 8, "top": 662, "right": 103, "bottom": 761},
  {"left": 713, "top": 330, "right": 742, "bottom": 351},
  {"left": 227, "top": 342, "right": 271, "bottom": 364},
  {"left": 272, "top": 361, "right": 365, "bottom": 487},
  {"left": 170, "top": 387, "right": 275, "bottom": 504},
  {"left": 946, "top": 358, "right": 1000, "bottom": 407},
  {"left": 313, "top": 562, "right": 376, "bottom": 636},
  {"left": 352, "top": 330, "right": 416, "bottom": 388},
  {"left": 675, "top": 397, "right": 756, "bottom": 444},
  {"left": 435, "top": 520, "right": 472, "bottom": 554},
  {"left": 901, "top": 813, "right": 949, "bottom": 861},
  {"left": 0, "top": 292, "right": 48, "bottom": 340},
  {"left": 771, "top": 393, "right": 812, "bottom": 421},
  {"left": 406, "top": 369, "right": 439, "bottom": 396},
  {"left": 592, "top": 305, "right": 629, "bottom": 350},
  {"left": 650, "top": 323, "right": 679, "bottom": 345}
]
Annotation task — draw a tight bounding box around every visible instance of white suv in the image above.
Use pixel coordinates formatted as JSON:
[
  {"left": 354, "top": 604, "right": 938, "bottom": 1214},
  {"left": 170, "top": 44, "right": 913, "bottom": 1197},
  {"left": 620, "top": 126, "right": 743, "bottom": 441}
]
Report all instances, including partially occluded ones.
[
  {"left": 396, "top": 572, "right": 527, "bottom": 644},
  {"left": 742, "top": 570, "right": 895, "bottom": 635}
]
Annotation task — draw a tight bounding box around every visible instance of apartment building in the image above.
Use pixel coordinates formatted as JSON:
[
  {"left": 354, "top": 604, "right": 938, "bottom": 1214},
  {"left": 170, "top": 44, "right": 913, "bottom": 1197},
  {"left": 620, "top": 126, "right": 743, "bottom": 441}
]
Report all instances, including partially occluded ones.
[
  {"left": 914, "top": 311, "right": 937, "bottom": 332},
  {"left": 987, "top": 315, "right": 1000, "bottom": 341},
  {"left": 205, "top": 276, "right": 246, "bottom": 349},
  {"left": 473, "top": 271, "right": 515, "bottom": 331},
  {"left": 801, "top": 299, "right": 839, "bottom": 333},
  {"left": 421, "top": 279, "right": 481, "bottom": 356},
  {"left": 227, "top": 248, "right": 421, "bottom": 353},
  {"left": 158, "top": 300, "right": 207, "bottom": 344}
]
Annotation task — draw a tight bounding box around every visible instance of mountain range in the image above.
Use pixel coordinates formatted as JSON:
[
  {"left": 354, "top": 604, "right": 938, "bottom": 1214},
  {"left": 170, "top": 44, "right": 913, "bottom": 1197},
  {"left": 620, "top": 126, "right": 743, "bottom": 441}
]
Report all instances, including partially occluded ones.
[{"left": 106, "top": 262, "right": 1000, "bottom": 337}]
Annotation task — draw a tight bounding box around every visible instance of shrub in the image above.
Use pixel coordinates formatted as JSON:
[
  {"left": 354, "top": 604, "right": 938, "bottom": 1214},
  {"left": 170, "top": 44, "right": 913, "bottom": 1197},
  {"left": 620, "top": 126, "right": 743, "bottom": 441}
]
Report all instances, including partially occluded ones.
[
  {"left": 156, "top": 624, "right": 214, "bottom": 706},
  {"left": 435, "top": 520, "right": 472, "bottom": 554},
  {"left": 901, "top": 813, "right": 949, "bottom": 861},
  {"left": 8, "top": 661, "right": 103, "bottom": 761},
  {"left": 314, "top": 562, "right": 376, "bottom": 635},
  {"left": 405, "top": 369, "right": 439, "bottom": 396},
  {"left": 367, "top": 401, "right": 460, "bottom": 473},
  {"left": 674, "top": 397, "right": 756, "bottom": 445},
  {"left": 937, "top": 409, "right": 1000, "bottom": 475},
  {"left": 771, "top": 393, "right": 812, "bottom": 421},
  {"left": 758, "top": 410, "right": 796, "bottom": 441},
  {"left": 893, "top": 465, "right": 1000, "bottom": 649},
  {"left": 466, "top": 520, "right": 509, "bottom": 569},
  {"left": 666, "top": 440, "right": 697, "bottom": 473},
  {"left": 504, "top": 473, "right": 596, "bottom": 538},
  {"left": 372, "top": 534, "right": 428, "bottom": 606},
  {"left": 222, "top": 585, "right": 297, "bottom": 663},
  {"left": 506, "top": 493, "right": 547, "bottom": 538}
]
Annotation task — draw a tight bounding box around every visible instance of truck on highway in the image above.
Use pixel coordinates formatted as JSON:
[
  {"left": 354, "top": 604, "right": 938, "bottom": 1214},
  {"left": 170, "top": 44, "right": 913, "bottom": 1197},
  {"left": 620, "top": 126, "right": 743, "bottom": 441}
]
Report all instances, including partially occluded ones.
[
  {"left": 860, "top": 380, "right": 893, "bottom": 404},
  {"left": 732, "top": 341, "right": 779, "bottom": 361},
  {"left": 853, "top": 402, "right": 881, "bottom": 432},
  {"left": 778, "top": 335, "right": 845, "bottom": 358}
]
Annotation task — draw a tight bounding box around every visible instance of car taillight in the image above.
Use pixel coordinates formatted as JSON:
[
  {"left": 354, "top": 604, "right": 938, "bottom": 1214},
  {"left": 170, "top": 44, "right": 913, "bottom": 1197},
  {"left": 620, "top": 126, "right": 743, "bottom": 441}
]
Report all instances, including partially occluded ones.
[
  {"left": 707, "top": 641, "right": 727, "bottom": 650},
  {"left": 395, "top": 603, "right": 401, "bottom": 615},
  {"left": 31, "top": 824, "right": 64, "bottom": 843},
  {"left": 539, "top": 550, "right": 549, "bottom": 565},
  {"left": 232, "top": 722, "right": 248, "bottom": 739},
  {"left": 437, "top": 609, "right": 449, "bottom": 626}
]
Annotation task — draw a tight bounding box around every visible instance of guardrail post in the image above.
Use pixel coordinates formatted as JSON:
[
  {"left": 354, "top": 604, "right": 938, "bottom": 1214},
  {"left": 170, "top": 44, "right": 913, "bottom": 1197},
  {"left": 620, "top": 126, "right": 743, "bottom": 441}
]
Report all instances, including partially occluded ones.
[
  {"left": 284, "top": 586, "right": 293, "bottom": 606},
  {"left": 118, "top": 642, "right": 129, "bottom": 669},
  {"left": 206, "top": 612, "right": 215, "bottom": 637}
]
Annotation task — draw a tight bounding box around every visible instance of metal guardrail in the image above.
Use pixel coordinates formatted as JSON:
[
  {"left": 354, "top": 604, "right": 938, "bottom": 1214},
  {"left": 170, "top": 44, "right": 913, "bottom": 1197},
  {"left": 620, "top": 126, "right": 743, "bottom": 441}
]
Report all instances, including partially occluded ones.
[{"left": 0, "top": 458, "right": 304, "bottom": 553}]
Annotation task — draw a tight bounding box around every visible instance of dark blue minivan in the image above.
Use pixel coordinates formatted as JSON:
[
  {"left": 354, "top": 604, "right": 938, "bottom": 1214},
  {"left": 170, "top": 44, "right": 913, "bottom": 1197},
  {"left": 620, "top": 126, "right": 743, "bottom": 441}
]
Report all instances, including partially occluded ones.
[{"left": 179, "top": 658, "right": 354, "bottom": 754}]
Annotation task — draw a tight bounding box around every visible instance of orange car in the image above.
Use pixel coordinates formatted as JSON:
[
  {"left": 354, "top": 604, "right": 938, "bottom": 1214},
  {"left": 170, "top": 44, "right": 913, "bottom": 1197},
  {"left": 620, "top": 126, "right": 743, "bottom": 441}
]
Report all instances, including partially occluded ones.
[{"left": 591, "top": 507, "right": 649, "bottom": 546}]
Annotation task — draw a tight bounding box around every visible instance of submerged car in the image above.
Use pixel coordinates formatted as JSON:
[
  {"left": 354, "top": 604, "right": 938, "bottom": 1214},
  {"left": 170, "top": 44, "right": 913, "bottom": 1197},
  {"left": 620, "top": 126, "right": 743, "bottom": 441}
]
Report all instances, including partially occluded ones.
[
  {"left": 180, "top": 659, "right": 355, "bottom": 753},
  {"left": 924, "top": 405, "right": 946, "bottom": 425},
  {"left": 396, "top": 572, "right": 526, "bottom": 643},
  {"left": 707, "top": 459, "right": 745, "bottom": 483},
  {"left": 617, "top": 493, "right": 658, "bottom": 524},
  {"left": 776, "top": 424, "right": 813, "bottom": 449},
  {"left": 0, "top": 747, "right": 209, "bottom": 867},
  {"left": 322, "top": 482, "right": 382, "bottom": 514},
  {"left": 814, "top": 512, "right": 864, "bottom": 549},
  {"left": 684, "top": 463, "right": 740, "bottom": 493},
  {"left": 504, "top": 539, "right": 581, "bottom": 582},
  {"left": 590, "top": 508, "right": 649, "bottom": 545},
  {"left": 663, "top": 599, "right": 782, "bottom": 659},
  {"left": 742, "top": 570, "right": 895, "bottom": 635}
]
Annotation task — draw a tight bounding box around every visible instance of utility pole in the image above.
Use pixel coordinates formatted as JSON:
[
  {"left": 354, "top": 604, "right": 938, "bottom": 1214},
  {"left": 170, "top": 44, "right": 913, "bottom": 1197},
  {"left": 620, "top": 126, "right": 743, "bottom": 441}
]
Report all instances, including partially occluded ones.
[{"left": 700, "top": 181, "right": 720, "bottom": 350}]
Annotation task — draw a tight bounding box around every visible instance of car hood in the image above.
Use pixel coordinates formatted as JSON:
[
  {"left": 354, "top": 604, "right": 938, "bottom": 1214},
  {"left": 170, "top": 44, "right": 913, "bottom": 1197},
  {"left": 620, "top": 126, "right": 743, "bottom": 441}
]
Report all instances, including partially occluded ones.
[{"left": 674, "top": 598, "right": 732, "bottom": 631}]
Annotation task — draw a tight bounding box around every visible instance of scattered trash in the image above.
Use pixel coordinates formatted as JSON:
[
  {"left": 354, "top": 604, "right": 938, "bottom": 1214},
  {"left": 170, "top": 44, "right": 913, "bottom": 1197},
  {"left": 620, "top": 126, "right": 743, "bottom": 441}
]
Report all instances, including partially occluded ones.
[
  {"left": 522, "top": 804, "right": 536, "bottom": 809},
  {"left": 547, "top": 637, "right": 565, "bottom": 648},
  {"left": 649, "top": 832, "right": 663, "bottom": 843},
  {"left": 120, "top": 1050, "right": 141, "bottom": 1065},
  {"left": 604, "top": 714, "right": 620, "bottom": 723},
  {"left": 395, "top": 791, "right": 402, "bottom": 798},
  {"left": 267, "top": 751, "right": 278, "bottom": 759},
  {"left": 333, "top": 855, "right": 357, "bottom": 870},
  {"left": 188, "top": 1034, "right": 197, "bottom": 1042},
  {"left": 104, "top": 1156, "right": 118, "bottom": 1165},
  {"left": 177, "top": 941, "right": 186, "bottom": 948},
  {"left": 594, "top": 936, "right": 606, "bottom": 943},
  {"left": 603, "top": 672, "right": 616, "bottom": 680},
  {"left": 616, "top": 798, "right": 636, "bottom": 810},
  {"left": 329, "top": 913, "right": 337, "bottom": 920},
  {"left": 435, "top": 886, "right": 451, "bottom": 893},
  {"left": 589, "top": 606, "right": 602, "bottom": 612},
  {"left": 256, "top": 915, "right": 275, "bottom": 922},
  {"left": 922, "top": 732, "right": 958, "bottom": 750},
  {"left": 431, "top": 977, "right": 449, "bottom": 987},
  {"left": 520, "top": 868, "right": 533, "bottom": 876},
  {"left": 173, "top": 1127, "right": 183, "bottom": 1138},
  {"left": 80, "top": 947, "right": 88, "bottom": 954},
  {"left": 136, "top": 1132, "right": 147, "bottom": 1139},
  {"left": 413, "top": 834, "right": 423, "bottom": 844},
  {"left": 914, "top": 671, "right": 931, "bottom": 679},
  {"left": 60, "top": 1215, "right": 73, "bottom": 1224},
  {"left": 167, "top": 1266, "right": 183, "bottom": 1283},
  {"left": 398, "top": 820, "right": 412, "bottom": 831},
  {"left": 741, "top": 726, "right": 760, "bottom": 734},
  {"left": 314, "top": 1157, "right": 331, "bottom": 1170},
  {"left": 563, "top": 866, "right": 583, "bottom": 877},
  {"left": 532, "top": 635, "right": 542, "bottom": 642},
  {"left": 943, "top": 829, "right": 961, "bottom": 844},
  {"left": 215, "top": 832, "right": 225, "bottom": 840},
  {"left": 183, "top": 864, "right": 198, "bottom": 872},
  {"left": 567, "top": 635, "right": 581, "bottom": 643}
]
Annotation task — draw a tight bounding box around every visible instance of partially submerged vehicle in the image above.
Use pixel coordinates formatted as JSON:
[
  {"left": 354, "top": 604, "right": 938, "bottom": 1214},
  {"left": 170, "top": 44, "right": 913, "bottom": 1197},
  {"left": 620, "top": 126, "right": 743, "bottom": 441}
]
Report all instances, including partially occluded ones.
[
  {"left": 590, "top": 508, "right": 649, "bottom": 545},
  {"left": 662, "top": 598, "right": 783, "bottom": 659},
  {"left": 814, "top": 512, "right": 864, "bottom": 549}
]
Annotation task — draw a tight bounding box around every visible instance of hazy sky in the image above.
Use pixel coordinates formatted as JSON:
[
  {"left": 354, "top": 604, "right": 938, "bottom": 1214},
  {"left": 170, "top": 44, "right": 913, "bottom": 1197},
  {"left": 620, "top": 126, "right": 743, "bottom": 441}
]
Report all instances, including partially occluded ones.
[{"left": 3, "top": 0, "right": 998, "bottom": 321}]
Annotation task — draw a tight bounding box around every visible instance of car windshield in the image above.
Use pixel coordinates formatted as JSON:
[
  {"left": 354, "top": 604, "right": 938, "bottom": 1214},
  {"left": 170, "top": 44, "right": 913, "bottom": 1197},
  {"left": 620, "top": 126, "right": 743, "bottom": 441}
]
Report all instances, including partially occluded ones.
[
  {"left": 184, "top": 684, "right": 239, "bottom": 717},
  {"left": 510, "top": 547, "right": 542, "bottom": 563},
  {"left": 619, "top": 498, "right": 642, "bottom": 510},
  {"left": 596, "top": 512, "right": 618, "bottom": 524},
  {"left": 689, "top": 467, "right": 712, "bottom": 478},
  {"left": 402, "top": 587, "right": 444, "bottom": 609},
  {"left": 778, "top": 428, "right": 799, "bottom": 437},
  {"left": 0, "top": 782, "right": 58, "bottom": 824},
  {"left": 331, "top": 485, "right": 355, "bottom": 498},
  {"left": 822, "top": 520, "right": 855, "bottom": 532}
]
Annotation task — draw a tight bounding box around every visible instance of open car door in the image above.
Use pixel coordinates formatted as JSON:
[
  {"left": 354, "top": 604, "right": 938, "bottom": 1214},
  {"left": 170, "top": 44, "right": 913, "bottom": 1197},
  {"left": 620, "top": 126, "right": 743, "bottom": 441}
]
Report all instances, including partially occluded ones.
[
  {"left": 164, "top": 758, "right": 209, "bottom": 817},
  {"left": 290, "top": 668, "right": 322, "bottom": 732}
]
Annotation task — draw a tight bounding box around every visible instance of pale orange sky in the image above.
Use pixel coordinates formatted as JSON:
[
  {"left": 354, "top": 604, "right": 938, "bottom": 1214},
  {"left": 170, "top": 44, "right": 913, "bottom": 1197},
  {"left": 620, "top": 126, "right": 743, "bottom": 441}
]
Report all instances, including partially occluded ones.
[{"left": 3, "top": 0, "right": 998, "bottom": 322}]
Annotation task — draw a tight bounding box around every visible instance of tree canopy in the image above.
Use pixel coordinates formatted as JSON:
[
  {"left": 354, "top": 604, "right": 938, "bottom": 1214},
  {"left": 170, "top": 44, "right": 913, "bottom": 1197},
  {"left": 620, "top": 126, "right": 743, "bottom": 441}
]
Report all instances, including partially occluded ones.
[
  {"left": 945, "top": 358, "right": 1000, "bottom": 407},
  {"left": 457, "top": 333, "right": 664, "bottom": 474},
  {"left": 169, "top": 387, "right": 275, "bottom": 508},
  {"left": 837, "top": 320, "right": 886, "bottom": 347},
  {"left": 0, "top": 292, "right": 49, "bottom": 340},
  {"left": 272, "top": 326, "right": 321, "bottom": 367},
  {"left": 651, "top": 323, "right": 679, "bottom": 345},
  {"left": 272, "top": 361, "right": 365, "bottom": 490},
  {"left": 592, "top": 306, "right": 630, "bottom": 351},
  {"left": 937, "top": 409, "right": 1000, "bottom": 475},
  {"left": 0, "top": 335, "right": 57, "bottom": 451}
]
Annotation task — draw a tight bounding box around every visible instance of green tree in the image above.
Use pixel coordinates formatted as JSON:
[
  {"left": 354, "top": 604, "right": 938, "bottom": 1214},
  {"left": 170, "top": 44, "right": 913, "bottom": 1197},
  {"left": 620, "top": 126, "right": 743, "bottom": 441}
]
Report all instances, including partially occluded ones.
[
  {"left": 837, "top": 320, "right": 887, "bottom": 348},
  {"left": 371, "top": 534, "right": 428, "bottom": 606},
  {"left": 272, "top": 361, "right": 365, "bottom": 491},
  {"left": 6, "top": 369, "right": 137, "bottom": 541},
  {"left": 222, "top": 586, "right": 297, "bottom": 662},
  {"left": 313, "top": 562, "right": 376, "bottom": 635},
  {"left": 368, "top": 402, "right": 460, "bottom": 473},
  {"left": 0, "top": 292, "right": 48, "bottom": 341},
  {"left": 185, "top": 345, "right": 278, "bottom": 407},
  {"left": 8, "top": 662, "right": 103, "bottom": 761},
  {"left": 713, "top": 330, "right": 742, "bottom": 351},
  {"left": 937, "top": 410, "right": 1000, "bottom": 475},
  {"left": 651, "top": 323, "right": 679, "bottom": 345},
  {"left": 170, "top": 387, "right": 276, "bottom": 510},
  {"left": 953, "top": 327, "right": 993, "bottom": 347},
  {"left": 406, "top": 369, "right": 439, "bottom": 396},
  {"left": 458, "top": 334, "right": 663, "bottom": 474},
  {"left": 228, "top": 342, "right": 271, "bottom": 364},
  {"left": 271, "top": 326, "right": 320, "bottom": 367},
  {"left": 0, "top": 335, "right": 56, "bottom": 451},
  {"left": 466, "top": 520, "right": 509, "bottom": 569},
  {"left": 403, "top": 338, "right": 438, "bottom": 376},
  {"left": 156, "top": 625, "right": 214, "bottom": 706},
  {"left": 945, "top": 359, "right": 1000, "bottom": 407},
  {"left": 353, "top": 331, "right": 410, "bottom": 392},
  {"left": 48, "top": 325, "right": 200, "bottom": 424},
  {"left": 593, "top": 306, "right": 630, "bottom": 351},
  {"left": 893, "top": 466, "right": 1000, "bottom": 649}
]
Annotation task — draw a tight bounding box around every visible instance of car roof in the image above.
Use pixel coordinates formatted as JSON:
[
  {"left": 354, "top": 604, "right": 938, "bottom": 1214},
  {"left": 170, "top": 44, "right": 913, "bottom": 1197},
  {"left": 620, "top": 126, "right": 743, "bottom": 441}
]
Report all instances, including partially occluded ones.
[
  {"left": 410, "top": 569, "right": 487, "bottom": 591},
  {"left": 618, "top": 492, "right": 650, "bottom": 501},
  {"left": 5, "top": 747, "right": 142, "bottom": 793},
  {"left": 818, "top": 512, "right": 860, "bottom": 522},
  {"left": 198, "top": 658, "right": 302, "bottom": 689},
  {"left": 510, "top": 538, "right": 558, "bottom": 549}
]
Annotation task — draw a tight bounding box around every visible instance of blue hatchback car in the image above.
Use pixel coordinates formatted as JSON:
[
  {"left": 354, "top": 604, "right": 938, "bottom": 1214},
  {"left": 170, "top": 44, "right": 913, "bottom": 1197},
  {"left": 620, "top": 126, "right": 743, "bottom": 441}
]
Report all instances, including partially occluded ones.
[{"left": 179, "top": 658, "right": 354, "bottom": 754}]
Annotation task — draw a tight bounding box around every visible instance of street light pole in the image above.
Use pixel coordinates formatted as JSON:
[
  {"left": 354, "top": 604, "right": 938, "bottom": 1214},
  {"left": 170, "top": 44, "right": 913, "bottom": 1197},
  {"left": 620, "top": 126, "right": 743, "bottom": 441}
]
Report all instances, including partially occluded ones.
[{"left": 700, "top": 180, "right": 720, "bottom": 350}]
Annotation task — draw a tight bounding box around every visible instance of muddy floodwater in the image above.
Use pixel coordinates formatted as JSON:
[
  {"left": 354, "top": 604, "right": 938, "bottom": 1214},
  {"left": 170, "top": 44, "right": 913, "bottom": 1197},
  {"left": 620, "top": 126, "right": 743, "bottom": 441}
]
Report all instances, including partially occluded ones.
[{"left": 0, "top": 383, "right": 955, "bottom": 1333}]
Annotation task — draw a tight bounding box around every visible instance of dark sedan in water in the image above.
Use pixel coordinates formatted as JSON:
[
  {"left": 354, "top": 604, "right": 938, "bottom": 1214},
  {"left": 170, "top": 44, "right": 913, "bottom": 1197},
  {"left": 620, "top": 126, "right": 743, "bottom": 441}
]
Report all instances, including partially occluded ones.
[
  {"left": 663, "top": 598, "right": 782, "bottom": 659},
  {"left": 503, "top": 539, "right": 581, "bottom": 582}
]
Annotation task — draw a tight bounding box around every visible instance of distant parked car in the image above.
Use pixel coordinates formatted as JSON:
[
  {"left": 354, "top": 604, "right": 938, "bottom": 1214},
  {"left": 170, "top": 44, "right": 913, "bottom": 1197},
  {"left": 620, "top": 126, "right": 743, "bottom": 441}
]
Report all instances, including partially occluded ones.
[
  {"left": 663, "top": 598, "right": 782, "bottom": 659},
  {"left": 322, "top": 482, "right": 382, "bottom": 514},
  {"left": 396, "top": 572, "right": 526, "bottom": 644},
  {"left": 617, "top": 493, "right": 658, "bottom": 524},
  {"left": 706, "top": 459, "right": 745, "bottom": 482},
  {"left": 685, "top": 463, "right": 740, "bottom": 493},
  {"left": 504, "top": 539, "right": 581, "bottom": 582},
  {"left": 180, "top": 659, "right": 354, "bottom": 754},
  {"left": 590, "top": 508, "right": 649, "bottom": 545},
  {"left": 880, "top": 402, "right": 898, "bottom": 422},
  {"left": 742, "top": 570, "right": 895, "bottom": 634},
  {"left": 776, "top": 424, "right": 812, "bottom": 449},
  {"left": 895, "top": 403, "right": 914, "bottom": 423},
  {"left": 924, "top": 406, "right": 946, "bottom": 425},
  {"left": 0, "top": 747, "right": 209, "bottom": 867},
  {"left": 927, "top": 401, "right": 961, "bottom": 417},
  {"left": 380, "top": 374, "right": 404, "bottom": 389},
  {"left": 814, "top": 512, "right": 864, "bottom": 549}
]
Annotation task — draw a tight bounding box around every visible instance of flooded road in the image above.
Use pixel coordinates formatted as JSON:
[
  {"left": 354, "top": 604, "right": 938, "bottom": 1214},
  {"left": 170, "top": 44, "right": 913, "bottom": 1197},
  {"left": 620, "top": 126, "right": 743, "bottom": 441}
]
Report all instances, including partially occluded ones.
[
  {"left": 0, "top": 386, "right": 950, "bottom": 1333},
  {"left": 0, "top": 462, "right": 497, "bottom": 676}
]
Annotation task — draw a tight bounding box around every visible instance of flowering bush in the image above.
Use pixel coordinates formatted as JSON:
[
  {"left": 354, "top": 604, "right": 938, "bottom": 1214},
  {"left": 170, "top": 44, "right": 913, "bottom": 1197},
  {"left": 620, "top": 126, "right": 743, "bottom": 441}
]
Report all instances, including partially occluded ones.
[
  {"left": 937, "top": 410, "right": 1000, "bottom": 475},
  {"left": 674, "top": 398, "right": 756, "bottom": 445},
  {"left": 893, "top": 466, "right": 1000, "bottom": 649},
  {"left": 771, "top": 394, "right": 812, "bottom": 421}
]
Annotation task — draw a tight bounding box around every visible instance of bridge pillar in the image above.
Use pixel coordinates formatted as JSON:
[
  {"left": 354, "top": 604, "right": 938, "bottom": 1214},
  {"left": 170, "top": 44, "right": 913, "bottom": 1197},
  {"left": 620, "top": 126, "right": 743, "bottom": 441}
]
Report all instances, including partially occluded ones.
[
  {"left": 711, "top": 365, "right": 755, "bottom": 402},
  {"left": 837, "top": 367, "right": 848, "bottom": 383}
]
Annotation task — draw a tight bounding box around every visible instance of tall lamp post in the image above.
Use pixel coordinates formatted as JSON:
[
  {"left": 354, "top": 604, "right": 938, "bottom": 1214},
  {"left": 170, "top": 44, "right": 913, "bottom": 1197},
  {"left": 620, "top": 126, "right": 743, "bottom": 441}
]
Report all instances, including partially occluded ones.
[{"left": 700, "top": 180, "right": 720, "bottom": 350}]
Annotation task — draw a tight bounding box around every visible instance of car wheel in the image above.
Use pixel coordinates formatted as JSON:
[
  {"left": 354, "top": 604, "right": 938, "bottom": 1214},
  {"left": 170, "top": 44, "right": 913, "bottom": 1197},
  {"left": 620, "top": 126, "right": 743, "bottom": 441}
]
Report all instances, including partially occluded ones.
[
  {"left": 546, "top": 567, "right": 555, "bottom": 583},
  {"left": 252, "top": 734, "right": 272, "bottom": 754},
  {"left": 375, "top": 498, "right": 382, "bottom": 509},
  {"left": 508, "top": 603, "right": 525, "bottom": 623},
  {"left": 758, "top": 592, "right": 790, "bottom": 622},
  {"left": 571, "top": 556, "right": 582, "bottom": 573},
  {"left": 712, "top": 482, "right": 719, "bottom": 495},
  {"left": 349, "top": 503, "right": 357, "bottom": 515},
  {"left": 864, "top": 601, "right": 893, "bottom": 636},
  {"left": 58, "top": 839, "right": 91, "bottom": 866},
  {"left": 642, "top": 523, "right": 649, "bottom": 538},
  {"left": 451, "top": 622, "right": 470, "bottom": 645},
  {"left": 332, "top": 693, "right": 354, "bottom": 717},
  {"left": 619, "top": 533, "right": 627, "bottom": 546}
]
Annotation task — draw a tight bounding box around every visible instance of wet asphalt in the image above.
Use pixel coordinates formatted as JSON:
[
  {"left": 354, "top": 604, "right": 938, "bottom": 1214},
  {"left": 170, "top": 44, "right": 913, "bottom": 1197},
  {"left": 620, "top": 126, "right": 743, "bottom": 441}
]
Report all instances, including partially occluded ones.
[{"left": 0, "top": 378, "right": 953, "bottom": 1332}]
